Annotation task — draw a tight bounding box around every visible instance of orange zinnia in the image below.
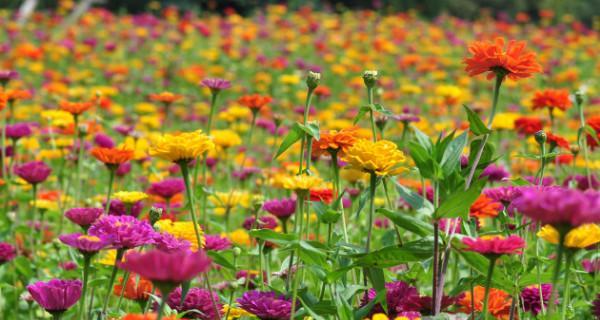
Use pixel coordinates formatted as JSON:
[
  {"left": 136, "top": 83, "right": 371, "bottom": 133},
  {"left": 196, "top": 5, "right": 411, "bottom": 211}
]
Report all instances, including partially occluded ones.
[
  {"left": 459, "top": 285, "right": 512, "bottom": 320},
  {"left": 149, "top": 91, "right": 183, "bottom": 104},
  {"left": 91, "top": 147, "right": 134, "bottom": 166},
  {"left": 113, "top": 275, "right": 153, "bottom": 301},
  {"left": 238, "top": 94, "right": 272, "bottom": 110},
  {"left": 586, "top": 115, "right": 600, "bottom": 149},
  {"left": 6, "top": 89, "right": 31, "bottom": 102},
  {"left": 312, "top": 127, "right": 359, "bottom": 157},
  {"left": 0, "top": 91, "right": 6, "bottom": 110},
  {"left": 469, "top": 194, "right": 502, "bottom": 219},
  {"left": 121, "top": 314, "right": 177, "bottom": 320},
  {"left": 60, "top": 100, "right": 94, "bottom": 115},
  {"left": 531, "top": 89, "right": 572, "bottom": 111},
  {"left": 546, "top": 132, "right": 569, "bottom": 149},
  {"left": 464, "top": 37, "right": 542, "bottom": 80}
]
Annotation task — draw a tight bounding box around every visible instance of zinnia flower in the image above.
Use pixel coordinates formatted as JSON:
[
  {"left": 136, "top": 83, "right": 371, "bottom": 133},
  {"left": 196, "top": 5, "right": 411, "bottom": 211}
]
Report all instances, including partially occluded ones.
[
  {"left": 147, "top": 178, "right": 185, "bottom": 200},
  {"left": 237, "top": 290, "right": 292, "bottom": 320},
  {"left": 204, "top": 234, "right": 232, "bottom": 251},
  {"left": 312, "top": 127, "right": 359, "bottom": 157},
  {"left": 512, "top": 187, "right": 600, "bottom": 227},
  {"left": 0, "top": 242, "right": 16, "bottom": 264},
  {"left": 150, "top": 130, "right": 214, "bottom": 164},
  {"left": 149, "top": 92, "right": 183, "bottom": 104},
  {"left": 90, "top": 147, "right": 134, "bottom": 168},
  {"left": 464, "top": 37, "right": 542, "bottom": 80},
  {"left": 166, "top": 287, "right": 222, "bottom": 319},
  {"left": 64, "top": 207, "right": 103, "bottom": 229},
  {"left": 27, "top": 279, "right": 82, "bottom": 315},
  {"left": 281, "top": 174, "right": 323, "bottom": 192},
  {"left": 520, "top": 284, "right": 552, "bottom": 315},
  {"left": 344, "top": 139, "right": 406, "bottom": 176},
  {"left": 14, "top": 161, "right": 52, "bottom": 185},
  {"left": 262, "top": 198, "right": 296, "bottom": 220},
  {"left": 462, "top": 235, "right": 526, "bottom": 257},
  {"left": 238, "top": 94, "right": 272, "bottom": 111},
  {"left": 469, "top": 194, "right": 502, "bottom": 219},
  {"left": 113, "top": 274, "right": 153, "bottom": 301},
  {"left": 459, "top": 286, "right": 511, "bottom": 319},
  {"left": 537, "top": 223, "right": 600, "bottom": 248},
  {"left": 59, "top": 233, "right": 111, "bottom": 255},
  {"left": 361, "top": 281, "right": 420, "bottom": 317},
  {"left": 531, "top": 89, "right": 572, "bottom": 112},
  {"left": 514, "top": 116, "right": 543, "bottom": 135},
  {"left": 88, "top": 215, "right": 156, "bottom": 249},
  {"left": 113, "top": 191, "right": 148, "bottom": 204},
  {"left": 201, "top": 78, "right": 231, "bottom": 92},
  {"left": 6, "top": 123, "right": 32, "bottom": 140},
  {"left": 154, "top": 219, "right": 205, "bottom": 251},
  {"left": 118, "top": 249, "right": 211, "bottom": 291},
  {"left": 59, "top": 100, "right": 94, "bottom": 115}
]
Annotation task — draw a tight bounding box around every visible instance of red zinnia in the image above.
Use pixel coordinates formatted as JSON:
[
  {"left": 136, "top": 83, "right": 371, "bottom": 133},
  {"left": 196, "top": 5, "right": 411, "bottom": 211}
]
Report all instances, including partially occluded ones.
[
  {"left": 532, "top": 89, "right": 572, "bottom": 111},
  {"left": 464, "top": 37, "right": 542, "bottom": 80},
  {"left": 586, "top": 115, "right": 600, "bottom": 150},
  {"left": 514, "top": 116, "right": 543, "bottom": 135},
  {"left": 462, "top": 235, "right": 526, "bottom": 256},
  {"left": 546, "top": 132, "right": 569, "bottom": 149},
  {"left": 238, "top": 94, "right": 272, "bottom": 110}
]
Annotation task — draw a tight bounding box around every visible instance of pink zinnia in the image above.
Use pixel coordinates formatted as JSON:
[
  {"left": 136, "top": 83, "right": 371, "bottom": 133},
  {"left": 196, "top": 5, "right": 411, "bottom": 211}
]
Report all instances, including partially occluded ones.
[
  {"left": 118, "top": 249, "right": 211, "bottom": 292},
  {"left": 462, "top": 235, "right": 525, "bottom": 257}
]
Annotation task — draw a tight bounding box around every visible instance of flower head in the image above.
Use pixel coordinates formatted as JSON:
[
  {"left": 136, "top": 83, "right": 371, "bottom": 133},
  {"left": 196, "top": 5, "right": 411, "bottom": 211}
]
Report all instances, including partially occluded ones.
[
  {"left": 201, "top": 78, "right": 231, "bottom": 92},
  {"left": 204, "top": 234, "right": 232, "bottom": 251},
  {"left": 166, "top": 287, "right": 223, "bottom": 319},
  {"left": 27, "top": 279, "right": 82, "bottom": 314},
  {"left": 362, "top": 281, "right": 420, "bottom": 317},
  {"left": 459, "top": 286, "right": 511, "bottom": 319},
  {"left": 344, "top": 139, "right": 406, "bottom": 176},
  {"left": 113, "top": 191, "right": 148, "bottom": 204},
  {"left": 537, "top": 223, "right": 600, "bottom": 248},
  {"left": 469, "top": 194, "right": 502, "bottom": 219},
  {"left": 88, "top": 215, "right": 156, "bottom": 249},
  {"left": 154, "top": 219, "right": 205, "bottom": 251},
  {"left": 464, "top": 37, "right": 542, "bottom": 80},
  {"left": 238, "top": 94, "right": 272, "bottom": 111},
  {"left": 462, "top": 235, "right": 526, "bottom": 257},
  {"left": 237, "top": 290, "right": 292, "bottom": 320},
  {"left": 64, "top": 207, "right": 103, "bottom": 229},
  {"left": 90, "top": 147, "right": 134, "bottom": 167},
  {"left": 6, "top": 123, "right": 32, "bottom": 140},
  {"left": 312, "top": 127, "right": 360, "bottom": 158},
  {"left": 263, "top": 198, "right": 296, "bottom": 220},
  {"left": 60, "top": 100, "right": 94, "bottom": 115},
  {"left": 149, "top": 92, "right": 183, "bottom": 104},
  {"left": 512, "top": 187, "right": 600, "bottom": 227},
  {"left": 147, "top": 178, "right": 185, "bottom": 200},
  {"left": 0, "top": 242, "right": 16, "bottom": 264},
  {"left": 150, "top": 130, "right": 214, "bottom": 163},
  {"left": 113, "top": 275, "right": 153, "bottom": 301},
  {"left": 118, "top": 249, "right": 211, "bottom": 288},
  {"left": 520, "top": 284, "right": 552, "bottom": 315},
  {"left": 281, "top": 174, "right": 323, "bottom": 192},
  {"left": 59, "top": 233, "right": 111, "bottom": 254},
  {"left": 14, "top": 161, "right": 52, "bottom": 185},
  {"left": 532, "top": 89, "right": 572, "bottom": 111}
]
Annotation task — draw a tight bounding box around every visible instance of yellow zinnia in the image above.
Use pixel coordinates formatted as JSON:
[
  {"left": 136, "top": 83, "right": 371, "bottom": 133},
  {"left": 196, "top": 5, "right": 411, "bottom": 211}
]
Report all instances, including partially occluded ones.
[
  {"left": 211, "top": 129, "right": 242, "bottom": 150},
  {"left": 221, "top": 304, "right": 254, "bottom": 319},
  {"left": 344, "top": 139, "right": 406, "bottom": 176},
  {"left": 113, "top": 191, "right": 148, "bottom": 204},
  {"left": 281, "top": 174, "right": 323, "bottom": 191},
  {"left": 537, "top": 224, "right": 600, "bottom": 248},
  {"left": 155, "top": 219, "right": 205, "bottom": 251},
  {"left": 150, "top": 130, "right": 214, "bottom": 163}
]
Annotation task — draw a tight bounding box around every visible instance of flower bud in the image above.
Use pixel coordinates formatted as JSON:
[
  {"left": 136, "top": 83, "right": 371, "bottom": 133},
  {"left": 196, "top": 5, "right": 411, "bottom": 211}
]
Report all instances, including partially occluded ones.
[
  {"left": 149, "top": 206, "right": 163, "bottom": 226},
  {"left": 362, "top": 70, "right": 379, "bottom": 88},
  {"left": 78, "top": 123, "right": 89, "bottom": 137},
  {"left": 306, "top": 71, "right": 320, "bottom": 90},
  {"left": 570, "top": 144, "right": 580, "bottom": 156},
  {"left": 229, "top": 281, "right": 239, "bottom": 289},
  {"left": 232, "top": 247, "right": 242, "bottom": 257},
  {"left": 575, "top": 90, "right": 584, "bottom": 106},
  {"left": 534, "top": 130, "right": 547, "bottom": 145}
]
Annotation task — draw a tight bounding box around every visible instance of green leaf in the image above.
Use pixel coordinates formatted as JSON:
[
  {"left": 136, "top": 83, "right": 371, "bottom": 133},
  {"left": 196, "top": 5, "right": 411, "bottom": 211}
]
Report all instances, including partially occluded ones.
[
  {"left": 440, "top": 131, "right": 468, "bottom": 175},
  {"left": 206, "top": 251, "right": 235, "bottom": 270},
  {"left": 365, "top": 267, "right": 387, "bottom": 313},
  {"left": 434, "top": 179, "right": 485, "bottom": 219},
  {"left": 409, "top": 141, "right": 435, "bottom": 179},
  {"left": 298, "top": 121, "right": 320, "bottom": 140},
  {"left": 248, "top": 229, "right": 297, "bottom": 245},
  {"left": 312, "top": 202, "right": 341, "bottom": 224},
  {"left": 353, "top": 105, "right": 371, "bottom": 125},
  {"left": 377, "top": 208, "right": 433, "bottom": 237},
  {"left": 373, "top": 103, "right": 394, "bottom": 116},
  {"left": 463, "top": 104, "right": 491, "bottom": 135},
  {"left": 411, "top": 125, "right": 433, "bottom": 151},
  {"left": 350, "top": 238, "right": 434, "bottom": 267},
  {"left": 13, "top": 256, "right": 33, "bottom": 279},
  {"left": 578, "top": 125, "right": 600, "bottom": 146},
  {"left": 394, "top": 182, "right": 434, "bottom": 216},
  {"left": 274, "top": 123, "right": 304, "bottom": 159},
  {"left": 468, "top": 138, "right": 495, "bottom": 170},
  {"left": 511, "top": 177, "right": 531, "bottom": 186}
]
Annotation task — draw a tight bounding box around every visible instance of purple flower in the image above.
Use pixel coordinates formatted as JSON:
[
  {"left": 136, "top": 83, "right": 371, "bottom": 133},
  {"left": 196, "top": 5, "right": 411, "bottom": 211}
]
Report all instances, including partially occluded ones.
[
  {"left": 147, "top": 178, "right": 185, "bottom": 200},
  {"left": 5, "top": 123, "right": 32, "bottom": 140},
  {"left": 93, "top": 133, "right": 115, "bottom": 148},
  {"left": 524, "top": 176, "right": 554, "bottom": 186},
  {"left": 479, "top": 164, "right": 509, "bottom": 182},
  {"left": 520, "top": 284, "right": 553, "bottom": 315},
  {"left": 484, "top": 186, "right": 522, "bottom": 206},
  {"left": 0, "top": 242, "right": 16, "bottom": 264},
  {"left": 593, "top": 293, "right": 600, "bottom": 319},
  {"left": 262, "top": 198, "right": 296, "bottom": 220},
  {"left": 153, "top": 232, "right": 190, "bottom": 252},
  {"left": 201, "top": 78, "right": 231, "bottom": 91},
  {"left": 118, "top": 249, "right": 211, "bottom": 286},
  {"left": 204, "top": 234, "right": 232, "bottom": 251},
  {"left": 88, "top": 215, "right": 156, "bottom": 249},
  {"left": 243, "top": 215, "right": 278, "bottom": 230},
  {"left": 105, "top": 199, "right": 143, "bottom": 217},
  {"left": 166, "top": 287, "right": 222, "bottom": 319},
  {"left": 64, "top": 207, "right": 103, "bottom": 229},
  {"left": 582, "top": 259, "right": 600, "bottom": 273},
  {"left": 27, "top": 279, "right": 82, "bottom": 314},
  {"left": 0, "top": 70, "right": 18, "bottom": 85},
  {"left": 512, "top": 187, "right": 600, "bottom": 227},
  {"left": 115, "top": 162, "right": 131, "bottom": 177},
  {"left": 362, "top": 281, "right": 420, "bottom": 317},
  {"left": 14, "top": 161, "right": 51, "bottom": 184},
  {"left": 59, "top": 233, "right": 111, "bottom": 255},
  {"left": 563, "top": 174, "right": 599, "bottom": 191},
  {"left": 233, "top": 167, "right": 261, "bottom": 181},
  {"left": 237, "top": 290, "right": 293, "bottom": 320}
]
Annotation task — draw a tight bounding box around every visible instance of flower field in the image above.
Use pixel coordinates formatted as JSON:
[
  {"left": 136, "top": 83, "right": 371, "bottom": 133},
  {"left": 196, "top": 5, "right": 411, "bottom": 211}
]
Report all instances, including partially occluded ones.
[{"left": 0, "top": 4, "right": 599, "bottom": 320}]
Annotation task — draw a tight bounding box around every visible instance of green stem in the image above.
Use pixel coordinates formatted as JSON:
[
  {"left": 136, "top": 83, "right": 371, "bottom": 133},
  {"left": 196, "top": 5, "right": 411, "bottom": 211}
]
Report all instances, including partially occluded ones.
[
  {"left": 367, "top": 87, "right": 377, "bottom": 142},
  {"left": 78, "top": 254, "right": 91, "bottom": 320},
  {"left": 102, "top": 248, "right": 125, "bottom": 315},
  {"left": 561, "top": 251, "right": 574, "bottom": 319},
  {"left": 365, "top": 173, "right": 377, "bottom": 253},
  {"left": 331, "top": 152, "right": 348, "bottom": 243},
  {"left": 155, "top": 295, "right": 167, "bottom": 320},
  {"left": 576, "top": 98, "right": 592, "bottom": 188},
  {"left": 537, "top": 142, "right": 546, "bottom": 186},
  {"left": 548, "top": 230, "right": 567, "bottom": 316},
  {"left": 104, "top": 168, "right": 116, "bottom": 214},
  {"left": 179, "top": 162, "right": 203, "bottom": 249},
  {"left": 482, "top": 257, "right": 497, "bottom": 320}
]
